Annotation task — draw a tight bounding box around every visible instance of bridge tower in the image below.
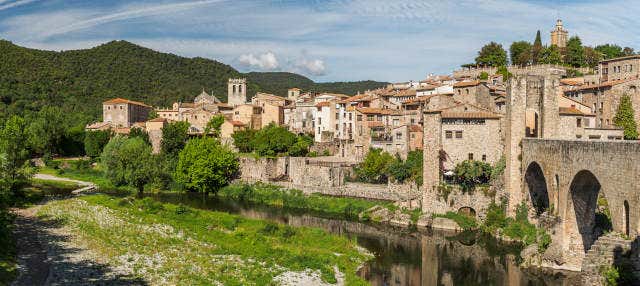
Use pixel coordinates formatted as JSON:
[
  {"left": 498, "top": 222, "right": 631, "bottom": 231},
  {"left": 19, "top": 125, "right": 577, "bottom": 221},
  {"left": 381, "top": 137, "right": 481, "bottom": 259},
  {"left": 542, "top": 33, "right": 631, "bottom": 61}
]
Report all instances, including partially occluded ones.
[{"left": 504, "top": 72, "right": 562, "bottom": 215}]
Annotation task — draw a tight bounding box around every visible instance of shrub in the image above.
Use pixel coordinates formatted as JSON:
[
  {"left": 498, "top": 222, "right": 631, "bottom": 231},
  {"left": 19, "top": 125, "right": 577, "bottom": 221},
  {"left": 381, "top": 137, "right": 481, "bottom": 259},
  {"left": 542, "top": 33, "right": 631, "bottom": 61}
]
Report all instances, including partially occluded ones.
[
  {"left": 84, "top": 130, "right": 112, "bottom": 158},
  {"left": 453, "top": 160, "right": 492, "bottom": 192},
  {"left": 354, "top": 148, "right": 394, "bottom": 183},
  {"left": 231, "top": 129, "right": 257, "bottom": 153},
  {"left": 434, "top": 211, "right": 477, "bottom": 230},
  {"left": 600, "top": 265, "right": 619, "bottom": 286},
  {"left": 174, "top": 137, "right": 239, "bottom": 195}
]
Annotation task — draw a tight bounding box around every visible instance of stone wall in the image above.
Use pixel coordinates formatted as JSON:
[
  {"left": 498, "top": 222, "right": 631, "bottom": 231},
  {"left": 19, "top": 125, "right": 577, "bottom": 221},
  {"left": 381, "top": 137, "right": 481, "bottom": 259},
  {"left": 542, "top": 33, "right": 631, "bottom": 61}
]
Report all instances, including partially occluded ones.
[{"left": 237, "top": 156, "right": 421, "bottom": 203}]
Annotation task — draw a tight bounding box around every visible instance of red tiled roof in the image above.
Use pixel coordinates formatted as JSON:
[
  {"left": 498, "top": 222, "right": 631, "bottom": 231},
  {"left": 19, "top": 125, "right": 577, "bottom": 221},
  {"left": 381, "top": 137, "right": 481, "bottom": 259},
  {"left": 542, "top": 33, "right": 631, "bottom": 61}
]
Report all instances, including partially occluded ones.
[
  {"left": 441, "top": 111, "right": 501, "bottom": 119},
  {"left": 568, "top": 78, "right": 635, "bottom": 91},
  {"left": 356, "top": 107, "right": 392, "bottom": 115},
  {"left": 453, "top": 80, "right": 481, "bottom": 88},
  {"left": 103, "top": 98, "right": 150, "bottom": 107},
  {"left": 230, "top": 120, "right": 245, "bottom": 126},
  {"left": 148, "top": 117, "right": 169, "bottom": 123},
  {"left": 315, "top": 101, "right": 331, "bottom": 108}
]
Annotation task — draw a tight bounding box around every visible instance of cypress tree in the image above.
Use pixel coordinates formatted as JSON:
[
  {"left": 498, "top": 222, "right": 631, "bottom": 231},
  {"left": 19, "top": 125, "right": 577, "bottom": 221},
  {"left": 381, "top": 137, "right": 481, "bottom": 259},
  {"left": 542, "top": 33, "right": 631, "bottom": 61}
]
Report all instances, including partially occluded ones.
[
  {"left": 613, "top": 94, "right": 639, "bottom": 140},
  {"left": 532, "top": 30, "right": 543, "bottom": 64}
]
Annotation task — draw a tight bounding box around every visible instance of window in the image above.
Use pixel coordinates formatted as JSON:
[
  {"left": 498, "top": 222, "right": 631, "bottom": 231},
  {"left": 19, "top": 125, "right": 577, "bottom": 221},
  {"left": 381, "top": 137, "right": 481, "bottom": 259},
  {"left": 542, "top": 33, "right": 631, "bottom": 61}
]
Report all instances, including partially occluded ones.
[
  {"left": 357, "top": 115, "right": 362, "bottom": 121},
  {"left": 239, "top": 85, "right": 242, "bottom": 93},
  {"left": 445, "top": 131, "right": 453, "bottom": 139},
  {"left": 606, "top": 119, "right": 610, "bottom": 125},
  {"left": 576, "top": 118, "right": 582, "bottom": 127},
  {"left": 335, "top": 113, "right": 339, "bottom": 119},
  {"left": 465, "top": 89, "right": 469, "bottom": 95},
  {"left": 396, "top": 133, "right": 402, "bottom": 140},
  {"left": 107, "top": 106, "right": 110, "bottom": 110},
  {"left": 393, "top": 119, "right": 399, "bottom": 126},
  {"left": 455, "top": 131, "right": 463, "bottom": 138},
  {"left": 411, "top": 134, "right": 415, "bottom": 139},
  {"left": 233, "top": 85, "right": 236, "bottom": 93},
  {"left": 482, "top": 154, "right": 487, "bottom": 161},
  {"left": 318, "top": 117, "right": 322, "bottom": 125},
  {"left": 318, "top": 127, "right": 320, "bottom": 134},
  {"left": 120, "top": 106, "right": 123, "bottom": 110},
  {"left": 335, "top": 124, "right": 338, "bottom": 130},
  {"left": 468, "top": 153, "right": 474, "bottom": 160},
  {"left": 410, "top": 118, "right": 415, "bottom": 124},
  {"left": 349, "top": 113, "right": 352, "bottom": 120}
]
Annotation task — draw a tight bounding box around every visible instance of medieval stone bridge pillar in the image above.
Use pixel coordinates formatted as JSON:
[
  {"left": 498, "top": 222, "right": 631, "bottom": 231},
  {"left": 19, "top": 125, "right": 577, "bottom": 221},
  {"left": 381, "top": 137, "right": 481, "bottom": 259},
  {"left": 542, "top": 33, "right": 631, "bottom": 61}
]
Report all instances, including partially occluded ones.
[{"left": 520, "top": 139, "right": 640, "bottom": 268}]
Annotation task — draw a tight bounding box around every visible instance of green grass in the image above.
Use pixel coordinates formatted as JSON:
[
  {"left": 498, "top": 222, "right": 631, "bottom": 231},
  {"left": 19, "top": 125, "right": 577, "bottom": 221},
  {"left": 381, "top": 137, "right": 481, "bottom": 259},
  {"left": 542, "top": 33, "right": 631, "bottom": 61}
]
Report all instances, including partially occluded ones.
[
  {"left": 219, "top": 183, "right": 395, "bottom": 220},
  {"left": 433, "top": 211, "right": 478, "bottom": 230},
  {"left": 39, "top": 165, "right": 132, "bottom": 193},
  {"left": 36, "top": 195, "right": 372, "bottom": 285}
]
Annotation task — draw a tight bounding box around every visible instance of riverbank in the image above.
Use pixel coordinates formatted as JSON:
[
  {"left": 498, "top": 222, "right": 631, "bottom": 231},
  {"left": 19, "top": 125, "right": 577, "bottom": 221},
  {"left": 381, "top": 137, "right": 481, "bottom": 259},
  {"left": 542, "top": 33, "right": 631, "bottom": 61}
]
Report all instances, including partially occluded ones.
[{"left": 32, "top": 194, "right": 373, "bottom": 285}]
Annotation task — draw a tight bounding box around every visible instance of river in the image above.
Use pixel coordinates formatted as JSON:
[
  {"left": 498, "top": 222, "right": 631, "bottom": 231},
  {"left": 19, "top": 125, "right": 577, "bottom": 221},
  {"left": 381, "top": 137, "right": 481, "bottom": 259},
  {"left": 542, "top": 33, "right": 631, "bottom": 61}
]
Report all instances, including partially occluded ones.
[{"left": 146, "top": 193, "right": 580, "bottom": 286}]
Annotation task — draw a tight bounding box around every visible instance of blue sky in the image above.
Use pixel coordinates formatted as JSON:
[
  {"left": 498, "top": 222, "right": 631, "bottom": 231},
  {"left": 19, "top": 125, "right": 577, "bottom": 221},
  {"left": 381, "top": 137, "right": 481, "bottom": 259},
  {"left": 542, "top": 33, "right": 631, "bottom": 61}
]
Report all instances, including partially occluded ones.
[{"left": 0, "top": 0, "right": 638, "bottom": 82}]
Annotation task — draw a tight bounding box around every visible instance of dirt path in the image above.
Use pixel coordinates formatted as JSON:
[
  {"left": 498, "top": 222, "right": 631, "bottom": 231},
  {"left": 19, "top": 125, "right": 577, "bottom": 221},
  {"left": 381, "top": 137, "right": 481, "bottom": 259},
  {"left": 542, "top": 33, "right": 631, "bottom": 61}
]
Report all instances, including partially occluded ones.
[{"left": 10, "top": 177, "right": 146, "bottom": 285}]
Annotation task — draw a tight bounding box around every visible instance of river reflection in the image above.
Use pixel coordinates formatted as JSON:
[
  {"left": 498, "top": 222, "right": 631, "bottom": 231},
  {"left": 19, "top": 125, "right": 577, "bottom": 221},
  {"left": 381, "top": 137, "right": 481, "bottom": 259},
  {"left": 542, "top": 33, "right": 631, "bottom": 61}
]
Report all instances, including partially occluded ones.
[{"left": 146, "top": 193, "right": 580, "bottom": 286}]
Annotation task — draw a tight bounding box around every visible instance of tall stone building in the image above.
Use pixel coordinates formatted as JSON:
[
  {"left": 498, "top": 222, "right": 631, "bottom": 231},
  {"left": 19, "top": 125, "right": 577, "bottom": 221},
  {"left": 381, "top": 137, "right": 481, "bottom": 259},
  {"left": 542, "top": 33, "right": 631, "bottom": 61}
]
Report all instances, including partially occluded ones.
[
  {"left": 550, "top": 19, "right": 568, "bottom": 48},
  {"left": 228, "top": 78, "right": 247, "bottom": 106}
]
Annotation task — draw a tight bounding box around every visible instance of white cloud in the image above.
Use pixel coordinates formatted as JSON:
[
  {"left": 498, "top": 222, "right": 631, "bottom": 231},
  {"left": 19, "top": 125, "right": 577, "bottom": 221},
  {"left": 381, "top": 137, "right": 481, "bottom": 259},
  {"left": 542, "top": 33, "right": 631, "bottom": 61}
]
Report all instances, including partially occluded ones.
[
  {"left": 295, "top": 58, "right": 326, "bottom": 76},
  {"left": 238, "top": 51, "right": 279, "bottom": 70},
  {"left": 0, "top": 0, "right": 38, "bottom": 11}
]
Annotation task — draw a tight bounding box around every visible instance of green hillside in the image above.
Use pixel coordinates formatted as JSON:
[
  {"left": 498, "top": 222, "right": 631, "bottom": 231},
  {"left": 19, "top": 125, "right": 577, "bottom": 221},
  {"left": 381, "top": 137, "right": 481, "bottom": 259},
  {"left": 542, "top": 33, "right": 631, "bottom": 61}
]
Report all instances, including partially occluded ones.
[{"left": 0, "top": 40, "right": 387, "bottom": 120}]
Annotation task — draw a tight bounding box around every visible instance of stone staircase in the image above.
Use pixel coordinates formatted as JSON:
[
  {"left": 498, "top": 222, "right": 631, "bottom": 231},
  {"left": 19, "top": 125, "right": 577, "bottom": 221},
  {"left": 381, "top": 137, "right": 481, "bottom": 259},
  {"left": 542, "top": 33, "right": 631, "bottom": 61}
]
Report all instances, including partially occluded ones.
[{"left": 581, "top": 233, "right": 640, "bottom": 285}]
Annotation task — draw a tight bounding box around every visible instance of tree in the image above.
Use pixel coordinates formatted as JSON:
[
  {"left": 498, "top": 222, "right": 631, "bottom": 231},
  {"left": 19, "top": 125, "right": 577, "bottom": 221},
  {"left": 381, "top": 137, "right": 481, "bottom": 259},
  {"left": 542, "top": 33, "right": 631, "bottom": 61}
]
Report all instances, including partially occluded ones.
[
  {"left": 479, "top": 71, "right": 489, "bottom": 80},
  {"left": 387, "top": 155, "right": 411, "bottom": 183},
  {"left": 565, "top": 36, "right": 585, "bottom": 67},
  {"left": 204, "top": 115, "right": 225, "bottom": 137},
  {"left": 84, "top": 130, "right": 112, "bottom": 158},
  {"left": 27, "top": 106, "right": 66, "bottom": 157},
  {"left": 531, "top": 30, "right": 543, "bottom": 64},
  {"left": 250, "top": 123, "right": 297, "bottom": 156},
  {"left": 583, "top": 47, "right": 602, "bottom": 69},
  {"left": 174, "top": 137, "right": 238, "bottom": 195},
  {"left": 160, "top": 121, "right": 190, "bottom": 156},
  {"left": 287, "top": 135, "right": 312, "bottom": 157},
  {"left": 539, "top": 45, "right": 563, "bottom": 65},
  {"left": 354, "top": 148, "right": 394, "bottom": 184},
  {"left": 509, "top": 41, "right": 532, "bottom": 66},
  {"left": 101, "top": 136, "right": 157, "bottom": 194},
  {"left": 475, "top": 42, "right": 507, "bottom": 67},
  {"left": 595, "top": 44, "right": 624, "bottom": 59},
  {"left": 613, "top": 94, "right": 639, "bottom": 140},
  {"left": 454, "top": 160, "right": 492, "bottom": 192},
  {"left": 496, "top": 66, "right": 513, "bottom": 82},
  {"left": 0, "top": 116, "right": 33, "bottom": 190},
  {"left": 129, "top": 127, "right": 150, "bottom": 145},
  {"left": 231, "top": 129, "right": 256, "bottom": 153}
]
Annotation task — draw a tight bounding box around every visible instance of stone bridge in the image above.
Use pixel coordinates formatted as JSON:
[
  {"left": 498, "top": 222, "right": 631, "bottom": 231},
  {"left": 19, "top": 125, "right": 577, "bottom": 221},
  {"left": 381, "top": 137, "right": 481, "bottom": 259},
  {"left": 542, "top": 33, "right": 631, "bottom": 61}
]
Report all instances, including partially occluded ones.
[{"left": 520, "top": 138, "right": 640, "bottom": 268}]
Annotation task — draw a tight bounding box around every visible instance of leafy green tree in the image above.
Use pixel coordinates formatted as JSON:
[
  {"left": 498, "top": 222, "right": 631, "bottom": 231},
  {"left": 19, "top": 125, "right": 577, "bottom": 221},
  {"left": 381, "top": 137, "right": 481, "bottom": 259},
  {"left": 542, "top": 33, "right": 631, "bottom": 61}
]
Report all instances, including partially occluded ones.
[
  {"left": 582, "top": 46, "right": 602, "bottom": 69},
  {"left": 161, "top": 121, "right": 190, "bottom": 156},
  {"left": 250, "top": 123, "right": 297, "bottom": 156},
  {"left": 231, "top": 129, "right": 256, "bottom": 153},
  {"left": 539, "top": 45, "right": 563, "bottom": 65},
  {"left": 453, "top": 160, "right": 492, "bottom": 192},
  {"left": 475, "top": 42, "right": 507, "bottom": 67},
  {"left": 387, "top": 155, "right": 411, "bottom": 183},
  {"left": 405, "top": 150, "right": 423, "bottom": 185},
  {"left": 0, "top": 116, "right": 33, "bottom": 190},
  {"left": 613, "top": 94, "right": 639, "bottom": 140},
  {"left": 565, "top": 36, "right": 586, "bottom": 67},
  {"left": 595, "top": 44, "right": 624, "bottom": 59},
  {"left": 479, "top": 72, "right": 489, "bottom": 80},
  {"left": 101, "top": 136, "right": 157, "bottom": 194},
  {"left": 509, "top": 41, "right": 532, "bottom": 66},
  {"left": 174, "top": 137, "right": 238, "bottom": 195},
  {"left": 288, "top": 136, "right": 311, "bottom": 157},
  {"left": 129, "top": 127, "right": 150, "bottom": 145},
  {"left": 355, "top": 148, "right": 394, "bottom": 184},
  {"left": 27, "top": 106, "right": 66, "bottom": 156},
  {"left": 496, "top": 66, "right": 513, "bottom": 82},
  {"left": 84, "top": 130, "right": 112, "bottom": 158},
  {"left": 531, "top": 30, "right": 543, "bottom": 64},
  {"left": 204, "top": 115, "right": 225, "bottom": 137}
]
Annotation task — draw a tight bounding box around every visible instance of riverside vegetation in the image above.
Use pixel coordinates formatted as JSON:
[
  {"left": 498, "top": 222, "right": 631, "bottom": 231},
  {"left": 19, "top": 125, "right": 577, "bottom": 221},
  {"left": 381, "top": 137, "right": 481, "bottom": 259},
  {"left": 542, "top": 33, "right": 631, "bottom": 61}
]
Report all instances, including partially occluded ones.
[{"left": 36, "top": 194, "right": 373, "bottom": 285}]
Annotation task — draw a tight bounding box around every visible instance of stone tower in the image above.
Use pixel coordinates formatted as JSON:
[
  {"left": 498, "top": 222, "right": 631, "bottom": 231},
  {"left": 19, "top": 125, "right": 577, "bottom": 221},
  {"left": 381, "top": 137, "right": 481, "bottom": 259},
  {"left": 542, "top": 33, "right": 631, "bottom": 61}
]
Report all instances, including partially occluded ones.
[
  {"left": 227, "top": 78, "right": 247, "bottom": 106},
  {"left": 550, "top": 19, "right": 568, "bottom": 48},
  {"left": 504, "top": 72, "right": 562, "bottom": 215},
  {"left": 422, "top": 111, "right": 444, "bottom": 214}
]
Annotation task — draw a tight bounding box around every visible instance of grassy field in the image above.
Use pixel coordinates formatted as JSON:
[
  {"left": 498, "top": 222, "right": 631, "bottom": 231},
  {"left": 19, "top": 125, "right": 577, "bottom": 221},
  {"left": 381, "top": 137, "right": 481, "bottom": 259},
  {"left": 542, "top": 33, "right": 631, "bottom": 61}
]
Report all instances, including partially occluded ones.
[{"left": 37, "top": 194, "right": 373, "bottom": 285}]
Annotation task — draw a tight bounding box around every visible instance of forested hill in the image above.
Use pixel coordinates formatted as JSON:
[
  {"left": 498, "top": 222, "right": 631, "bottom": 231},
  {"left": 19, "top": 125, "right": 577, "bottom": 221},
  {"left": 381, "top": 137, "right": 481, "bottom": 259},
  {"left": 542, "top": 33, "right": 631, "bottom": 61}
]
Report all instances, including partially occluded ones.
[
  {"left": 246, "top": 72, "right": 388, "bottom": 97},
  {"left": 0, "top": 40, "right": 387, "bottom": 120}
]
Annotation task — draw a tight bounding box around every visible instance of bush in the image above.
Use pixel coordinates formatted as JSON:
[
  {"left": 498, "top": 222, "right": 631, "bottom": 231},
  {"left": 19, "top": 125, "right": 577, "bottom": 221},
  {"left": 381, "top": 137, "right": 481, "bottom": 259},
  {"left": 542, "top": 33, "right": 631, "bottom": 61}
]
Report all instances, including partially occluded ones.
[
  {"left": 453, "top": 160, "right": 492, "bottom": 192},
  {"left": 84, "top": 130, "right": 112, "bottom": 158},
  {"left": 354, "top": 148, "right": 394, "bottom": 183},
  {"left": 174, "top": 137, "right": 239, "bottom": 194},
  {"left": 231, "top": 129, "right": 256, "bottom": 153},
  {"left": 71, "top": 159, "right": 91, "bottom": 171},
  {"left": 434, "top": 211, "right": 477, "bottom": 230}
]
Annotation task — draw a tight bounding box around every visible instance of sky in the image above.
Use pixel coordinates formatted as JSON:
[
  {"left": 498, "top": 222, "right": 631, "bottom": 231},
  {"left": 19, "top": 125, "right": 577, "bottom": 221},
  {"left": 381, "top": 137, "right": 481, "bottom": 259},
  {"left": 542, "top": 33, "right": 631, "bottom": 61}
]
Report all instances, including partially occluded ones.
[{"left": 0, "top": 0, "right": 638, "bottom": 82}]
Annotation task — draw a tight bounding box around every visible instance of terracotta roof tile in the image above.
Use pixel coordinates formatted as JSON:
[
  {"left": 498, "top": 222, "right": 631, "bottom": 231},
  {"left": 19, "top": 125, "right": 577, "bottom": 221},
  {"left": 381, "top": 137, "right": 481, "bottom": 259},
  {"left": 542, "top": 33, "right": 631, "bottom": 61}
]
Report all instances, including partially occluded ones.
[
  {"left": 441, "top": 111, "right": 501, "bottom": 119},
  {"left": 103, "top": 98, "right": 150, "bottom": 107},
  {"left": 453, "top": 80, "right": 481, "bottom": 88}
]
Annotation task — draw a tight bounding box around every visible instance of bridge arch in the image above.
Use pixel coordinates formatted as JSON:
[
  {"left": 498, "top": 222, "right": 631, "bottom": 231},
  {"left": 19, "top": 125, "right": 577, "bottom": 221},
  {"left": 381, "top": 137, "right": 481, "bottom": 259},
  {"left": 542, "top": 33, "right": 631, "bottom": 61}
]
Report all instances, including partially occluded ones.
[
  {"left": 458, "top": 207, "right": 476, "bottom": 218},
  {"left": 567, "top": 170, "right": 604, "bottom": 252},
  {"left": 524, "top": 162, "right": 549, "bottom": 216}
]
